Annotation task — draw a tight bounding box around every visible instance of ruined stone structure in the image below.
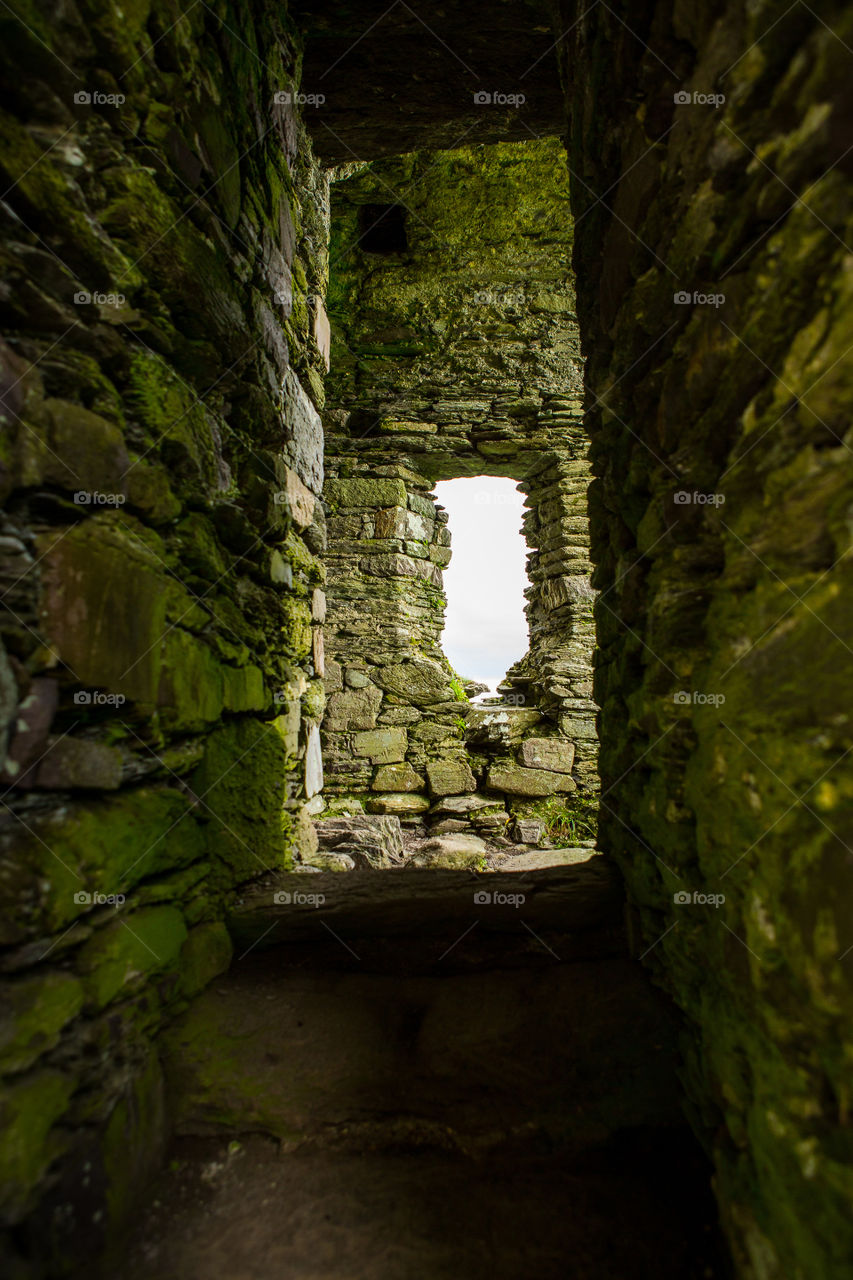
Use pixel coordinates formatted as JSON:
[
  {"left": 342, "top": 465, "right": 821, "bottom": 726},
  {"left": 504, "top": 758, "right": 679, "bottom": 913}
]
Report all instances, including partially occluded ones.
[
  {"left": 0, "top": 2, "right": 851, "bottom": 1278},
  {"left": 320, "top": 139, "right": 597, "bottom": 829}
]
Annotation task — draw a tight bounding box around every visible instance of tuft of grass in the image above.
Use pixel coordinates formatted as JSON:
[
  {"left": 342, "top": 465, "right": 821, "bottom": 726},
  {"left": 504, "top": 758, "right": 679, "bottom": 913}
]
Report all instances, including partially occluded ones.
[
  {"left": 449, "top": 674, "right": 468, "bottom": 702},
  {"left": 539, "top": 794, "right": 598, "bottom": 846}
]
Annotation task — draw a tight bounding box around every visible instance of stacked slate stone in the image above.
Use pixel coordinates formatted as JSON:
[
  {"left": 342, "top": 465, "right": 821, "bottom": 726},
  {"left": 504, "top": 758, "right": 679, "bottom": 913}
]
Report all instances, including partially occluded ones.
[
  {"left": 0, "top": 2, "right": 331, "bottom": 1248},
  {"left": 318, "top": 137, "right": 599, "bottom": 835}
]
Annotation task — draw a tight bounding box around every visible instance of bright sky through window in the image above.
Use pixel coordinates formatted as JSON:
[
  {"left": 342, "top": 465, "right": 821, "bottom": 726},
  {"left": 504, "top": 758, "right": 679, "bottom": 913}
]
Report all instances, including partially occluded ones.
[{"left": 435, "top": 476, "right": 529, "bottom": 692}]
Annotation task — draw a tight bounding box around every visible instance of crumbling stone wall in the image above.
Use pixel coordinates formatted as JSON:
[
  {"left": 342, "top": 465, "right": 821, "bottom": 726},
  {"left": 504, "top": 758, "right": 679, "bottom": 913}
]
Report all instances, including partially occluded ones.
[
  {"left": 0, "top": 2, "right": 328, "bottom": 1268},
  {"left": 557, "top": 1, "right": 853, "bottom": 1274},
  {"left": 320, "top": 140, "right": 598, "bottom": 828}
]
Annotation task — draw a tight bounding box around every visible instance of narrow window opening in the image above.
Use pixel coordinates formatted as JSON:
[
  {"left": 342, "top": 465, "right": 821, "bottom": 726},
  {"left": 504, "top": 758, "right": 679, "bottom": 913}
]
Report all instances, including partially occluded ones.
[
  {"left": 435, "top": 476, "right": 528, "bottom": 697},
  {"left": 358, "top": 202, "right": 407, "bottom": 253}
]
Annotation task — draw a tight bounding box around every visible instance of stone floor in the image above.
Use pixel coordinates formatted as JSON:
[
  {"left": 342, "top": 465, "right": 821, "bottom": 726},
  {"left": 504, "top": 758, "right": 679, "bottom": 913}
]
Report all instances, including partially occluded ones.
[
  {"left": 124, "top": 1135, "right": 726, "bottom": 1280},
  {"left": 117, "top": 862, "right": 729, "bottom": 1278}
]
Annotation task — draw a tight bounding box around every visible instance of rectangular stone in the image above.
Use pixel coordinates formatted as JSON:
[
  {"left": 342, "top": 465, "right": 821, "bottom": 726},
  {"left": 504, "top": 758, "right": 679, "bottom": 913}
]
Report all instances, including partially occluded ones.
[
  {"left": 282, "top": 370, "right": 323, "bottom": 495},
  {"left": 352, "top": 727, "right": 407, "bottom": 764},
  {"left": 325, "top": 478, "right": 408, "bottom": 509},
  {"left": 275, "top": 466, "right": 315, "bottom": 531},
  {"left": 519, "top": 738, "right": 576, "bottom": 774},
  {"left": 487, "top": 763, "right": 576, "bottom": 797}
]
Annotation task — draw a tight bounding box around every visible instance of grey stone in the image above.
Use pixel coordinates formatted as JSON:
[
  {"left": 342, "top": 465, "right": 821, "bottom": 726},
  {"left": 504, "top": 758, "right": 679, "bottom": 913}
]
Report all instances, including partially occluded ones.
[
  {"left": 426, "top": 759, "right": 476, "bottom": 796},
  {"left": 314, "top": 815, "right": 404, "bottom": 869},
  {"left": 499, "top": 849, "right": 596, "bottom": 871},
  {"left": 366, "top": 793, "right": 431, "bottom": 816},
  {"left": 282, "top": 370, "right": 323, "bottom": 495},
  {"left": 345, "top": 669, "right": 370, "bottom": 688},
  {"left": 519, "top": 738, "right": 576, "bottom": 774},
  {"left": 376, "top": 657, "right": 454, "bottom": 707},
  {"left": 372, "top": 762, "right": 424, "bottom": 792},
  {"left": 352, "top": 727, "right": 407, "bottom": 764},
  {"left": 304, "top": 725, "right": 324, "bottom": 798},
  {"left": 324, "top": 684, "right": 382, "bottom": 730},
  {"left": 487, "top": 763, "right": 577, "bottom": 797},
  {"left": 514, "top": 818, "right": 544, "bottom": 844},
  {"left": 406, "top": 834, "right": 487, "bottom": 869}
]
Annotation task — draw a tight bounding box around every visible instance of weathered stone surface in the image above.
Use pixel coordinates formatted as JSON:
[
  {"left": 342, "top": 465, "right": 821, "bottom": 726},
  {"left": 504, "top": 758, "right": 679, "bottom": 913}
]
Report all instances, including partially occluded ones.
[
  {"left": 514, "top": 818, "right": 544, "bottom": 845},
  {"left": 465, "top": 706, "right": 544, "bottom": 747},
  {"left": 372, "top": 763, "right": 424, "bottom": 792},
  {"left": 352, "top": 727, "right": 407, "bottom": 764},
  {"left": 431, "top": 795, "right": 503, "bottom": 815},
  {"left": 324, "top": 685, "right": 382, "bottom": 731},
  {"left": 406, "top": 834, "right": 487, "bottom": 869},
  {"left": 35, "top": 739, "right": 123, "bottom": 791},
  {"left": 499, "top": 849, "right": 596, "bottom": 871},
  {"left": 487, "top": 764, "right": 576, "bottom": 797},
  {"left": 366, "top": 794, "right": 431, "bottom": 816},
  {"left": 325, "top": 478, "right": 407, "bottom": 509},
  {"left": 375, "top": 658, "right": 453, "bottom": 706},
  {"left": 519, "top": 739, "right": 576, "bottom": 774},
  {"left": 276, "top": 466, "right": 315, "bottom": 531},
  {"left": 314, "top": 816, "right": 404, "bottom": 869},
  {"left": 425, "top": 760, "right": 476, "bottom": 797},
  {"left": 304, "top": 726, "right": 324, "bottom": 799},
  {"left": 282, "top": 370, "right": 323, "bottom": 495}
]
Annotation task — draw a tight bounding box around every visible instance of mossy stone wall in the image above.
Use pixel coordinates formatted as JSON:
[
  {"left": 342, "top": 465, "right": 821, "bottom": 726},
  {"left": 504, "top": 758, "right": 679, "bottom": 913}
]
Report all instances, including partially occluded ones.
[
  {"left": 557, "top": 1, "right": 853, "bottom": 1274},
  {"left": 0, "top": 1, "right": 328, "bottom": 1269},
  {"left": 320, "top": 140, "right": 598, "bottom": 818}
]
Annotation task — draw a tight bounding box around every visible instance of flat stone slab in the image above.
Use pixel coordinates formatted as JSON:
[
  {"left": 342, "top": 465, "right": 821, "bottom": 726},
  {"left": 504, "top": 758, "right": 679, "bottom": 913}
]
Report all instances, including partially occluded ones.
[
  {"left": 228, "top": 860, "right": 624, "bottom": 966},
  {"left": 497, "top": 849, "right": 598, "bottom": 872}
]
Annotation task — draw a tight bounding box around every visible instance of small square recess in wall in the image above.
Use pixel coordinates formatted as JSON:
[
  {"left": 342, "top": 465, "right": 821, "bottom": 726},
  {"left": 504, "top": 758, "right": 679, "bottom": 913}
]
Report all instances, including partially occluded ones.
[{"left": 358, "top": 203, "right": 407, "bottom": 253}]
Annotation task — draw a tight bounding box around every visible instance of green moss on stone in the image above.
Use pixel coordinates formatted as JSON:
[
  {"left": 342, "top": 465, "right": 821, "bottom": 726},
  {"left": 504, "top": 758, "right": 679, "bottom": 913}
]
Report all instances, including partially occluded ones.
[{"left": 77, "top": 905, "right": 188, "bottom": 1009}]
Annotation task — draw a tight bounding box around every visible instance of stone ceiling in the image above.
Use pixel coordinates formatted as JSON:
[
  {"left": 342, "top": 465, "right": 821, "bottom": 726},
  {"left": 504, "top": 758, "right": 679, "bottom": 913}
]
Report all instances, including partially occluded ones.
[{"left": 291, "top": 0, "right": 565, "bottom": 161}]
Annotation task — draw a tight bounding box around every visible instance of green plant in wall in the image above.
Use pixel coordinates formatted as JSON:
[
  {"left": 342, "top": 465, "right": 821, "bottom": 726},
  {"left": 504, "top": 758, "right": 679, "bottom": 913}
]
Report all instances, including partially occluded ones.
[
  {"left": 538, "top": 794, "right": 598, "bottom": 846},
  {"left": 449, "top": 674, "right": 468, "bottom": 701}
]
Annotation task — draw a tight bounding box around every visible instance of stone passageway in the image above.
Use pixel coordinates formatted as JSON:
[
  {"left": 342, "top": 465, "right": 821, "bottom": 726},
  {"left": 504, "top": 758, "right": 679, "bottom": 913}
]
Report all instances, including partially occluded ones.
[
  {"left": 124, "top": 862, "right": 726, "bottom": 1279},
  {"left": 1, "top": 1, "right": 852, "bottom": 1277}
]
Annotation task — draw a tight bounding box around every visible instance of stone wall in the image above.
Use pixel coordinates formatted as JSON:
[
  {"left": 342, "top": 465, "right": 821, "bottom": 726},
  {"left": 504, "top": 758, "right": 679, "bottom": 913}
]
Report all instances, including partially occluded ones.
[
  {"left": 557, "top": 0, "right": 853, "bottom": 1274},
  {"left": 320, "top": 140, "right": 598, "bottom": 828},
  {"left": 0, "top": 2, "right": 328, "bottom": 1269}
]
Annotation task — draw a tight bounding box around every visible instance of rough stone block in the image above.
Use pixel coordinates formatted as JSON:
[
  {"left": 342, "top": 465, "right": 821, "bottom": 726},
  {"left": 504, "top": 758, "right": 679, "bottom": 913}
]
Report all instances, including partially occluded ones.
[
  {"left": 487, "top": 763, "right": 577, "bottom": 797},
  {"left": 37, "top": 520, "right": 168, "bottom": 705},
  {"left": 376, "top": 657, "right": 453, "bottom": 706},
  {"left": 519, "top": 738, "right": 576, "bottom": 774},
  {"left": 366, "top": 793, "right": 431, "bottom": 815},
  {"left": 352, "top": 727, "right": 407, "bottom": 764},
  {"left": 372, "top": 762, "right": 424, "bottom": 792},
  {"left": 325, "top": 478, "right": 408, "bottom": 509},
  {"left": 276, "top": 466, "right": 315, "bottom": 530},
  {"left": 282, "top": 370, "right": 323, "bottom": 495},
  {"left": 324, "top": 684, "right": 382, "bottom": 730},
  {"left": 426, "top": 759, "right": 476, "bottom": 796},
  {"left": 406, "top": 834, "right": 487, "bottom": 869},
  {"left": 35, "top": 739, "right": 122, "bottom": 791},
  {"left": 304, "top": 725, "right": 324, "bottom": 798},
  {"left": 315, "top": 815, "right": 404, "bottom": 868}
]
